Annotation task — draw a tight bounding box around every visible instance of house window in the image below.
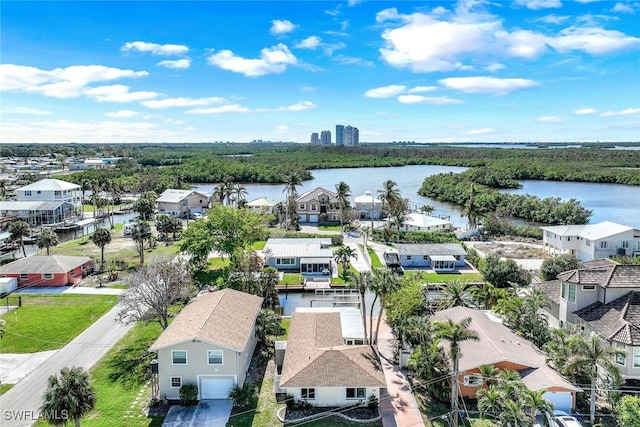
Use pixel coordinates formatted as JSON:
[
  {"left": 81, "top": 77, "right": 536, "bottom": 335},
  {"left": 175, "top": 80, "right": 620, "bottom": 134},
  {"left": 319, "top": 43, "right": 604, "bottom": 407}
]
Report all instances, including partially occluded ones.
[
  {"left": 311, "top": 204, "right": 317, "bottom": 211},
  {"left": 406, "top": 256, "right": 412, "bottom": 260},
  {"left": 567, "top": 237, "right": 571, "bottom": 241},
  {"left": 301, "top": 388, "right": 315, "bottom": 400},
  {"left": 600, "top": 241, "right": 608, "bottom": 249},
  {"left": 561, "top": 282, "right": 566, "bottom": 299},
  {"left": 172, "top": 350, "right": 187, "bottom": 365},
  {"left": 43, "top": 273, "right": 53, "bottom": 280},
  {"left": 170, "top": 377, "right": 182, "bottom": 388},
  {"left": 354, "top": 340, "right": 364, "bottom": 345},
  {"left": 634, "top": 347, "right": 640, "bottom": 367},
  {"left": 616, "top": 343, "right": 626, "bottom": 365},
  {"left": 622, "top": 241, "right": 629, "bottom": 249},
  {"left": 208, "top": 350, "right": 223, "bottom": 365},
  {"left": 20, "top": 273, "right": 28, "bottom": 279},
  {"left": 582, "top": 285, "right": 596, "bottom": 291},
  {"left": 567, "top": 284, "right": 576, "bottom": 303},
  {"left": 24, "top": 191, "right": 31, "bottom": 196},
  {"left": 70, "top": 270, "right": 75, "bottom": 277},
  {"left": 423, "top": 256, "right": 429, "bottom": 260},
  {"left": 54, "top": 191, "right": 61, "bottom": 196},
  {"left": 276, "top": 258, "right": 295, "bottom": 265},
  {"left": 585, "top": 239, "right": 590, "bottom": 247},
  {"left": 346, "top": 388, "right": 366, "bottom": 399},
  {"left": 299, "top": 203, "right": 305, "bottom": 210}
]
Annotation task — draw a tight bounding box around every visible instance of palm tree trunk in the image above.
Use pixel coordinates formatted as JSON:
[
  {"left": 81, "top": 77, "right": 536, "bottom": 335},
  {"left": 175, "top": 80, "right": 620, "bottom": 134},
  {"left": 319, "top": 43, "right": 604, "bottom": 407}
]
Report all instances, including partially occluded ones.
[
  {"left": 452, "top": 350, "right": 459, "bottom": 427},
  {"left": 75, "top": 417, "right": 81, "bottom": 427},
  {"left": 21, "top": 239, "right": 26, "bottom": 258},
  {"left": 369, "top": 295, "right": 378, "bottom": 345},
  {"left": 374, "top": 296, "right": 385, "bottom": 346},
  {"left": 100, "top": 247, "right": 105, "bottom": 271},
  {"left": 359, "top": 289, "right": 368, "bottom": 345},
  {"left": 590, "top": 376, "right": 596, "bottom": 425}
]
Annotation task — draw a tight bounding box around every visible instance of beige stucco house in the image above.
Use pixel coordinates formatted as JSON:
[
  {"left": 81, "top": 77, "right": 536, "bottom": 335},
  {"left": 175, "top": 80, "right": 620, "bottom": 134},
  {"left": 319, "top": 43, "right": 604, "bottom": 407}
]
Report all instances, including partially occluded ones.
[
  {"left": 295, "top": 187, "right": 339, "bottom": 223},
  {"left": 156, "top": 189, "right": 210, "bottom": 218},
  {"left": 149, "top": 289, "right": 263, "bottom": 400}
]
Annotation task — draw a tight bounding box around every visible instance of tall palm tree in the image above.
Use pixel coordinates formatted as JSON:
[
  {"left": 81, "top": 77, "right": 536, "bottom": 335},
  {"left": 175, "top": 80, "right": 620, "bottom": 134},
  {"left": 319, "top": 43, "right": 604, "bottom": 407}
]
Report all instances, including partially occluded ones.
[
  {"left": 0, "top": 180, "right": 7, "bottom": 201},
  {"left": 283, "top": 171, "right": 302, "bottom": 228},
  {"left": 38, "top": 229, "right": 59, "bottom": 255},
  {"left": 131, "top": 221, "right": 152, "bottom": 265},
  {"left": 433, "top": 316, "right": 480, "bottom": 427},
  {"left": 347, "top": 271, "right": 372, "bottom": 344},
  {"left": 9, "top": 220, "right": 30, "bottom": 258},
  {"left": 437, "top": 280, "right": 474, "bottom": 311},
  {"left": 334, "top": 245, "right": 357, "bottom": 272},
  {"left": 522, "top": 388, "right": 554, "bottom": 420},
  {"left": 369, "top": 268, "right": 401, "bottom": 345},
  {"left": 566, "top": 334, "right": 624, "bottom": 425},
  {"left": 234, "top": 183, "right": 248, "bottom": 208},
  {"left": 221, "top": 175, "right": 235, "bottom": 206},
  {"left": 91, "top": 228, "right": 112, "bottom": 271},
  {"left": 420, "top": 204, "right": 435, "bottom": 216},
  {"left": 477, "top": 385, "right": 504, "bottom": 419},
  {"left": 335, "top": 181, "right": 351, "bottom": 229},
  {"left": 40, "top": 366, "right": 96, "bottom": 427},
  {"left": 378, "top": 180, "right": 401, "bottom": 226},
  {"left": 498, "top": 399, "right": 530, "bottom": 427},
  {"left": 470, "top": 283, "right": 503, "bottom": 310}
]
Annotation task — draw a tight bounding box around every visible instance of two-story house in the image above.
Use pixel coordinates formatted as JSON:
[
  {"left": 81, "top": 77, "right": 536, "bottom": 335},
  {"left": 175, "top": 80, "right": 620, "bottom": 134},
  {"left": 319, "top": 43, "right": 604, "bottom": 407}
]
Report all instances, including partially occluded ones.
[
  {"left": 540, "top": 221, "right": 640, "bottom": 260},
  {"left": 537, "top": 259, "right": 640, "bottom": 384},
  {"left": 156, "top": 189, "right": 210, "bottom": 218},
  {"left": 353, "top": 192, "right": 382, "bottom": 222},
  {"left": 149, "top": 289, "right": 263, "bottom": 401},
  {"left": 295, "top": 187, "right": 339, "bottom": 223}
]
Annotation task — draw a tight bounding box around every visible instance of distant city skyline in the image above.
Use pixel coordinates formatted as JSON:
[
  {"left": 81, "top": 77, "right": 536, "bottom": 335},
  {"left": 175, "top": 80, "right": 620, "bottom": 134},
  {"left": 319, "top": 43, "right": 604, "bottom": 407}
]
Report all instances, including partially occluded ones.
[{"left": 1, "top": 1, "right": 639, "bottom": 144}]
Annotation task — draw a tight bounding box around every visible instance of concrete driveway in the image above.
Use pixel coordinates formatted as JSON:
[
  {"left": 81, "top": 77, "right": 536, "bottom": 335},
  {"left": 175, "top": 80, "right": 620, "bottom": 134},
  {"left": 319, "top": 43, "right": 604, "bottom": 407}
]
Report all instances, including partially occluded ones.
[{"left": 163, "top": 400, "right": 232, "bottom": 427}]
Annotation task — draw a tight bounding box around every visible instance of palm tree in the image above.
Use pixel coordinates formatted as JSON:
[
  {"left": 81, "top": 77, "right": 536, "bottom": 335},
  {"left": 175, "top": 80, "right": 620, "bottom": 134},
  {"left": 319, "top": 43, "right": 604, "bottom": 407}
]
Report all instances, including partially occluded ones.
[
  {"left": 433, "top": 316, "right": 480, "bottom": 427},
  {"left": 437, "top": 280, "right": 474, "bottom": 310},
  {"left": 470, "top": 283, "right": 503, "bottom": 310},
  {"left": 378, "top": 180, "right": 401, "bottom": 226},
  {"left": 221, "top": 175, "right": 235, "bottom": 206},
  {"left": 369, "top": 268, "right": 401, "bottom": 345},
  {"left": 91, "top": 228, "right": 112, "bottom": 271},
  {"left": 334, "top": 181, "right": 351, "bottom": 229},
  {"left": 334, "top": 245, "right": 357, "bottom": 272},
  {"left": 477, "top": 385, "right": 504, "bottom": 419},
  {"left": 0, "top": 180, "right": 7, "bottom": 201},
  {"left": 38, "top": 229, "right": 59, "bottom": 255},
  {"left": 565, "top": 334, "right": 624, "bottom": 425},
  {"left": 462, "top": 183, "right": 481, "bottom": 230},
  {"left": 9, "top": 220, "right": 30, "bottom": 258},
  {"left": 213, "top": 184, "right": 225, "bottom": 205},
  {"left": 283, "top": 171, "right": 302, "bottom": 228},
  {"left": 347, "top": 271, "right": 372, "bottom": 344},
  {"left": 40, "top": 366, "right": 96, "bottom": 427},
  {"left": 477, "top": 364, "right": 500, "bottom": 389},
  {"left": 420, "top": 204, "right": 435, "bottom": 216},
  {"left": 234, "top": 183, "right": 248, "bottom": 208},
  {"left": 498, "top": 399, "right": 529, "bottom": 427},
  {"left": 131, "top": 221, "right": 152, "bottom": 265},
  {"left": 522, "top": 388, "right": 554, "bottom": 420}
]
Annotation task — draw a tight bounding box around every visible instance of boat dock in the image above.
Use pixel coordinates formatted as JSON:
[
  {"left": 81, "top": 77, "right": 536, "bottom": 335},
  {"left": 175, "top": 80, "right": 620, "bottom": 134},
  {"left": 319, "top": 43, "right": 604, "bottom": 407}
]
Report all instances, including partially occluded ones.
[{"left": 311, "top": 289, "right": 360, "bottom": 307}]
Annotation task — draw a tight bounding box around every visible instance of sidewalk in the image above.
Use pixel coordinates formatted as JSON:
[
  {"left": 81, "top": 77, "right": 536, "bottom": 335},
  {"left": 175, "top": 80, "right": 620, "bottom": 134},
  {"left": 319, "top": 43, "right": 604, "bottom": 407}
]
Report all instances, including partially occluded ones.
[{"left": 376, "top": 318, "right": 425, "bottom": 427}]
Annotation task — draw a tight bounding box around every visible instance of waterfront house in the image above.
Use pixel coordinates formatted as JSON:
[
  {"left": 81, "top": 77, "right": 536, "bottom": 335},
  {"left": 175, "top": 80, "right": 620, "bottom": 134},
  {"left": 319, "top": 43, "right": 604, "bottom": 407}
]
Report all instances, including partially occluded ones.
[
  {"left": 246, "top": 196, "right": 278, "bottom": 214},
  {"left": 397, "top": 243, "right": 467, "bottom": 272},
  {"left": 149, "top": 289, "right": 263, "bottom": 400},
  {"left": 0, "top": 255, "right": 93, "bottom": 287},
  {"left": 295, "top": 187, "right": 339, "bottom": 223},
  {"left": 156, "top": 189, "right": 210, "bottom": 218},
  {"left": 399, "top": 213, "right": 453, "bottom": 232},
  {"left": 540, "top": 221, "right": 640, "bottom": 261},
  {"left": 278, "top": 307, "right": 385, "bottom": 407},
  {"left": 262, "top": 238, "right": 335, "bottom": 274},
  {"left": 432, "top": 307, "right": 581, "bottom": 413},
  {"left": 353, "top": 192, "right": 382, "bottom": 222}
]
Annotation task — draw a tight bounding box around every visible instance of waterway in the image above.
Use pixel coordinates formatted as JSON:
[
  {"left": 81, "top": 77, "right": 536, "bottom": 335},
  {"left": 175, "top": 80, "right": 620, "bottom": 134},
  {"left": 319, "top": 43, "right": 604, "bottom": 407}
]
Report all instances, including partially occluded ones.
[{"left": 194, "top": 164, "right": 640, "bottom": 229}]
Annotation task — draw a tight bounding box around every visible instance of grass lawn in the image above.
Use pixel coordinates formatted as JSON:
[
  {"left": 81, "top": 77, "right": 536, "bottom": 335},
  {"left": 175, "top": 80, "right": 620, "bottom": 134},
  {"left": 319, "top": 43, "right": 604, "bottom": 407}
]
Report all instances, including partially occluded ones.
[
  {"left": 0, "top": 383, "right": 14, "bottom": 395},
  {"left": 407, "top": 272, "right": 484, "bottom": 284},
  {"left": 366, "top": 245, "right": 383, "bottom": 268},
  {"left": 318, "top": 225, "right": 342, "bottom": 232},
  {"left": 34, "top": 321, "right": 165, "bottom": 427},
  {"left": 0, "top": 294, "right": 117, "bottom": 353},
  {"left": 280, "top": 273, "right": 303, "bottom": 286},
  {"left": 252, "top": 241, "right": 266, "bottom": 250},
  {"left": 227, "top": 361, "right": 282, "bottom": 427},
  {"left": 278, "top": 317, "right": 290, "bottom": 340}
]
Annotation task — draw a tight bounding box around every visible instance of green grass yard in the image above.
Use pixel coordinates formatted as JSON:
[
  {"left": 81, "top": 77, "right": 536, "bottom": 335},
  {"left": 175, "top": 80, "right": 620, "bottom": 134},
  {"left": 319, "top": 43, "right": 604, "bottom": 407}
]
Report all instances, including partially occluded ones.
[
  {"left": 407, "top": 271, "right": 484, "bottom": 284},
  {"left": 0, "top": 294, "right": 117, "bottom": 353}
]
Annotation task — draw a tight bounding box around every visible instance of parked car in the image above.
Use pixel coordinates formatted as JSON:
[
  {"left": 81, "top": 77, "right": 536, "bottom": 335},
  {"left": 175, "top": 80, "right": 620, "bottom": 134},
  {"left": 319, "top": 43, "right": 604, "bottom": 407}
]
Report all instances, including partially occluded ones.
[
  {"left": 122, "top": 223, "right": 135, "bottom": 236},
  {"left": 550, "top": 410, "right": 583, "bottom": 427},
  {"left": 322, "top": 268, "right": 330, "bottom": 275},
  {"left": 190, "top": 212, "right": 203, "bottom": 220}
]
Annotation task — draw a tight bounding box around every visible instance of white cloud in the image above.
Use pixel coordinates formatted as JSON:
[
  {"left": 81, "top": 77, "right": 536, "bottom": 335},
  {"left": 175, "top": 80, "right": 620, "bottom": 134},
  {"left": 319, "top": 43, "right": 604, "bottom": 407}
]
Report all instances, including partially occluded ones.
[
  {"left": 157, "top": 59, "right": 191, "bottom": 69},
  {"left": 3, "top": 106, "right": 51, "bottom": 115},
  {"left": 514, "top": 0, "right": 562, "bottom": 10},
  {"left": 550, "top": 27, "right": 640, "bottom": 54},
  {"left": 439, "top": 76, "right": 539, "bottom": 95},
  {"left": 85, "top": 85, "right": 158, "bottom": 102},
  {"left": 365, "top": 85, "right": 406, "bottom": 98},
  {"left": 275, "top": 125, "right": 289, "bottom": 132},
  {"left": 611, "top": 2, "right": 637, "bottom": 13},
  {"left": 497, "top": 29, "right": 549, "bottom": 59},
  {"left": 486, "top": 63, "right": 506, "bottom": 72},
  {"left": 142, "top": 97, "right": 226, "bottom": 109},
  {"left": 537, "top": 115, "right": 566, "bottom": 123},
  {"left": 332, "top": 55, "right": 373, "bottom": 66},
  {"left": 538, "top": 14, "right": 571, "bottom": 24},
  {"left": 296, "top": 36, "right": 321, "bottom": 49},
  {"left": 122, "top": 41, "right": 189, "bottom": 56},
  {"left": 408, "top": 86, "right": 437, "bottom": 93},
  {"left": 467, "top": 128, "right": 496, "bottom": 135},
  {"left": 270, "top": 20, "right": 297, "bottom": 35},
  {"left": 106, "top": 110, "right": 139, "bottom": 118},
  {"left": 207, "top": 44, "right": 297, "bottom": 77},
  {"left": 275, "top": 101, "right": 316, "bottom": 112},
  {"left": 397, "top": 95, "right": 464, "bottom": 105},
  {"left": 601, "top": 108, "right": 640, "bottom": 117},
  {"left": 574, "top": 108, "right": 597, "bottom": 115},
  {"left": 187, "top": 104, "right": 251, "bottom": 114}
]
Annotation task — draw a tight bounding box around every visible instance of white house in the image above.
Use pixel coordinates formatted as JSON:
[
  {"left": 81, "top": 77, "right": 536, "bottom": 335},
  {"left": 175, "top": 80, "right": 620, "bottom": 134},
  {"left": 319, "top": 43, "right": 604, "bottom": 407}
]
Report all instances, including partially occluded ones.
[
  {"left": 278, "top": 307, "right": 385, "bottom": 407},
  {"left": 156, "top": 189, "right": 210, "bottom": 218},
  {"left": 541, "top": 221, "right": 640, "bottom": 261},
  {"left": 246, "top": 196, "right": 278, "bottom": 214},
  {"left": 353, "top": 191, "right": 382, "bottom": 222},
  {"left": 15, "top": 178, "right": 82, "bottom": 206},
  {"left": 262, "top": 238, "right": 335, "bottom": 274},
  {"left": 397, "top": 243, "right": 467, "bottom": 272},
  {"left": 149, "top": 289, "right": 263, "bottom": 401},
  {"left": 399, "top": 213, "right": 453, "bottom": 232}
]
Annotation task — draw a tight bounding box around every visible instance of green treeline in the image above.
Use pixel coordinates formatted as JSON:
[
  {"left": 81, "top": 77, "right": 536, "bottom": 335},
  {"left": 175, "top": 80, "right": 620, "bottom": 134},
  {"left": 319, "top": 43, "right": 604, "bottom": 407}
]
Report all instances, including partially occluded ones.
[{"left": 418, "top": 171, "right": 593, "bottom": 225}]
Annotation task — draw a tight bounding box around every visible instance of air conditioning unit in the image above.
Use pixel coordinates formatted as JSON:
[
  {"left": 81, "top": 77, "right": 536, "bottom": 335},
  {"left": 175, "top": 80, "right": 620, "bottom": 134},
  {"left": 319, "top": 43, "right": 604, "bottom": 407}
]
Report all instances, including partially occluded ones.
[{"left": 463, "top": 375, "right": 483, "bottom": 387}]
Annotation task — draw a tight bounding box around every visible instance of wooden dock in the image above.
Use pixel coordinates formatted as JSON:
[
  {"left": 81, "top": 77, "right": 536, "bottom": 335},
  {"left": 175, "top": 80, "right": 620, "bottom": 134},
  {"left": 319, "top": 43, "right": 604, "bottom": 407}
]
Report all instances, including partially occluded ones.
[{"left": 311, "top": 289, "right": 360, "bottom": 307}]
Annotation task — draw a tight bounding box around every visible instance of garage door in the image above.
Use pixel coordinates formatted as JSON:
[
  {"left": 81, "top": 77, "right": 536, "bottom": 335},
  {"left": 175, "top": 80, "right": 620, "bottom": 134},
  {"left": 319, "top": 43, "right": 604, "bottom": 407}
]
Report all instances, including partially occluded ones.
[
  {"left": 309, "top": 215, "right": 318, "bottom": 223},
  {"left": 543, "top": 391, "right": 572, "bottom": 413},
  {"left": 200, "top": 377, "right": 234, "bottom": 399}
]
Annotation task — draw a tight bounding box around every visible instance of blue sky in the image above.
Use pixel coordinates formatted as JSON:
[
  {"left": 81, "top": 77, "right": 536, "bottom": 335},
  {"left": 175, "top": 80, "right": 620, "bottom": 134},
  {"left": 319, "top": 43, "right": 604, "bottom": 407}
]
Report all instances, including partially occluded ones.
[{"left": 1, "top": 0, "right": 639, "bottom": 144}]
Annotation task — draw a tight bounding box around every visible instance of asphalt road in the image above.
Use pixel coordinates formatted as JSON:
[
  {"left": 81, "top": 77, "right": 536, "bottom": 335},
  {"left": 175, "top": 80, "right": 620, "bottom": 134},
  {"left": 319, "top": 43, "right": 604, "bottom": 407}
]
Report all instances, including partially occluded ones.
[{"left": 0, "top": 303, "right": 134, "bottom": 427}]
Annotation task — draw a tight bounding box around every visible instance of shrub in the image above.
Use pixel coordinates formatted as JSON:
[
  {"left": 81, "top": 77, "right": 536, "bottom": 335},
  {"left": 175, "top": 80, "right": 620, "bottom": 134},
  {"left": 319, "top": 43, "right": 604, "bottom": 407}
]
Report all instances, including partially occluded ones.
[
  {"left": 368, "top": 394, "right": 379, "bottom": 410},
  {"left": 229, "top": 383, "right": 256, "bottom": 408},
  {"left": 179, "top": 383, "right": 198, "bottom": 406}
]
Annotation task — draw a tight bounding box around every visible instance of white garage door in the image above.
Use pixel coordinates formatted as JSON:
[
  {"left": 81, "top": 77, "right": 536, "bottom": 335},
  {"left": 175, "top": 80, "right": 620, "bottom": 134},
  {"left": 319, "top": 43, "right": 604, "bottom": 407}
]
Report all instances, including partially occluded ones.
[
  {"left": 200, "top": 377, "right": 234, "bottom": 399},
  {"left": 543, "top": 391, "right": 572, "bottom": 413},
  {"left": 309, "top": 215, "right": 318, "bottom": 223}
]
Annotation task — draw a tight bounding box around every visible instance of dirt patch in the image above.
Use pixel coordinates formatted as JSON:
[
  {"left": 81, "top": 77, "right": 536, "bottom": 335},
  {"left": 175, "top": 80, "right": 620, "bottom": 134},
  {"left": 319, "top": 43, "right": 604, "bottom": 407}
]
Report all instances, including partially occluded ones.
[{"left": 468, "top": 241, "right": 549, "bottom": 259}]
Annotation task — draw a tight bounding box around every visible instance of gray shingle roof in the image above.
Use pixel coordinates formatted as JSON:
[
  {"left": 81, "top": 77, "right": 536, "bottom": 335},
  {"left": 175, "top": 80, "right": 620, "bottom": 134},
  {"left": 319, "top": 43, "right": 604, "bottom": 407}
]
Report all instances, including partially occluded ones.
[
  {"left": 574, "top": 291, "right": 640, "bottom": 345},
  {"left": 397, "top": 243, "right": 467, "bottom": 256},
  {"left": 0, "top": 255, "right": 92, "bottom": 274},
  {"left": 557, "top": 264, "right": 640, "bottom": 289},
  {"left": 264, "top": 238, "right": 333, "bottom": 259},
  {"left": 536, "top": 280, "right": 562, "bottom": 305},
  {"left": 149, "top": 288, "right": 263, "bottom": 352}
]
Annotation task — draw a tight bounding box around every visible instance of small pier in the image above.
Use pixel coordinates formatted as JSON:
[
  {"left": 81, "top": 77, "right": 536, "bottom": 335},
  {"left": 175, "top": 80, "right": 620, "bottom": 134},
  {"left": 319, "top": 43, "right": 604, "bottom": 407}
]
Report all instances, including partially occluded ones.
[{"left": 311, "top": 289, "right": 360, "bottom": 307}]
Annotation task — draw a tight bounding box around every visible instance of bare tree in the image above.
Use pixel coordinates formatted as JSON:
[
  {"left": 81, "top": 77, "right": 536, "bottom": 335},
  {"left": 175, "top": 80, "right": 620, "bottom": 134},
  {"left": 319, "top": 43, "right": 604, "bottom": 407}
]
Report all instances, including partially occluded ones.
[{"left": 117, "top": 255, "right": 195, "bottom": 330}]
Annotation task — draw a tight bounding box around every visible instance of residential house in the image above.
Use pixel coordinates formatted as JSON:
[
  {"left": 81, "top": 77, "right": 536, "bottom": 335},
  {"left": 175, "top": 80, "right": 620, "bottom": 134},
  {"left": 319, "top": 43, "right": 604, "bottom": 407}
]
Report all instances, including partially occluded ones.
[
  {"left": 0, "top": 255, "right": 93, "bottom": 287},
  {"left": 246, "top": 196, "right": 278, "bottom": 215},
  {"left": 278, "top": 307, "right": 386, "bottom": 406},
  {"left": 262, "top": 238, "right": 335, "bottom": 274},
  {"left": 397, "top": 243, "right": 467, "bottom": 272},
  {"left": 540, "top": 221, "right": 640, "bottom": 261},
  {"left": 432, "top": 307, "right": 581, "bottom": 412},
  {"left": 149, "top": 288, "right": 263, "bottom": 400},
  {"left": 399, "top": 213, "right": 453, "bottom": 232},
  {"left": 353, "top": 192, "right": 382, "bottom": 222},
  {"left": 537, "top": 259, "right": 640, "bottom": 383},
  {"left": 295, "top": 187, "right": 339, "bottom": 223},
  {"left": 156, "top": 189, "right": 210, "bottom": 218}
]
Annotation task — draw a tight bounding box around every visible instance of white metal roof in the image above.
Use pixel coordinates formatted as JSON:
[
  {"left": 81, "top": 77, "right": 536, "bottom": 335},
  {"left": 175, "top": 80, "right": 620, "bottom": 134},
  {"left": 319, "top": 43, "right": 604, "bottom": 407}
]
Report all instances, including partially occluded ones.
[
  {"left": 295, "top": 307, "right": 365, "bottom": 339},
  {"left": 541, "top": 221, "right": 636, "bottom": 240},
  {"left": 404, "top": 213, "right": 452, "bottom": 228},
  {"left": 264, "top": 238, "right": 333, "bottom": 258},
  {"left": 17, "top": 179, "right": 80, "bottom": 192}
]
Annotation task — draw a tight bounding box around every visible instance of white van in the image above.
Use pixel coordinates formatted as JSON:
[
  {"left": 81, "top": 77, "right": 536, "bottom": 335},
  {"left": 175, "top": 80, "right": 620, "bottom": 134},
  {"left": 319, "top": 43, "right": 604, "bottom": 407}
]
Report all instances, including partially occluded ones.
[{"left": 123, "top": 223, "right": 135, "bottom": 236}]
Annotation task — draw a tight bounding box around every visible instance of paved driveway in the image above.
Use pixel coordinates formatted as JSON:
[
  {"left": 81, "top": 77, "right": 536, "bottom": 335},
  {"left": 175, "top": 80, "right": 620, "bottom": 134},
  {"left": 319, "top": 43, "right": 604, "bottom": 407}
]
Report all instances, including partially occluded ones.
[{"left": 163, "top": 400, "right": 232, "bottom": 427}]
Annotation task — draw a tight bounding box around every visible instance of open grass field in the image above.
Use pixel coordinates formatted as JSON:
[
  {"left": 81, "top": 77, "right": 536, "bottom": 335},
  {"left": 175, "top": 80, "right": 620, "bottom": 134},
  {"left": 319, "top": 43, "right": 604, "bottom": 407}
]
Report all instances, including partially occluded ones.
[
  {"left": 0, "top": 294, "right": 117, "bottom": 353},
  {"left": 406, "top": 271, "right": 484, "bottom": 284}
]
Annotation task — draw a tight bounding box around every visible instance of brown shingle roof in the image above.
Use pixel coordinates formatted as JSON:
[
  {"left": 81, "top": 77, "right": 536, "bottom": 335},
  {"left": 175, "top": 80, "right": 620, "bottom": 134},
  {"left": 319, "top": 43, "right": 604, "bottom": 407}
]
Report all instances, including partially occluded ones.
[
  {"left": 0, "top": 255, "right": 91, "bottom": 274},
  {"left": 279, "top": 311, "right": 385, "bottom": 388},
  {"left": 149, "top": 288, "right": 263, "bottom": 352},
  {"left": 574, "top": 291, "right": 640, "bottom": 345},
  {"left": 557, "top": 264, "right": 640, "bottom": 289},
  {"left": 536, "top": 280, "right": 562, "bottom": 305}
]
